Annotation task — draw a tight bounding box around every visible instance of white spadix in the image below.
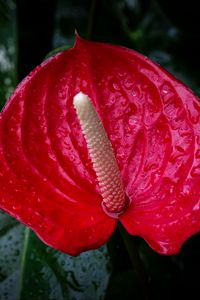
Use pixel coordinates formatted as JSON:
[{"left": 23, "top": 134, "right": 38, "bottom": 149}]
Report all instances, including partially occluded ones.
[{"left": 73, "top": 92, "right": 127, "bottom": 216}]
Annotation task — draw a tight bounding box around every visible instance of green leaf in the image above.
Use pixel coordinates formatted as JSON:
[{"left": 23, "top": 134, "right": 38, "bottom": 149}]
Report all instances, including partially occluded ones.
[
  {"left": 0, "top": 0, "right": 17, "bottom": 109},
  {"left": 0, "top": 213, "right": 112, "bottom": 300},
  {"left": 44, "top": 45, "right": 72, "bottom": 60},
  {"left": 105, "top": 269, "right": 142, "bottom": 300}
]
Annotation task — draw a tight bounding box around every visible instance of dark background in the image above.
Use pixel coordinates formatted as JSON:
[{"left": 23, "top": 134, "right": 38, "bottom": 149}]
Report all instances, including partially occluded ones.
[{"left": 1, "top": 0, "right": 200, "bottom": 299}]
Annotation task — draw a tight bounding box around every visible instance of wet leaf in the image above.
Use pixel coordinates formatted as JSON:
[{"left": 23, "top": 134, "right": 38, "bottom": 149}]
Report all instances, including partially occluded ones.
[
  {"left": 0, "top": 213, "right": 112, "bottom": 300},
  {"left": 0, "top": 0, "right": 16, "bottom": 109}
]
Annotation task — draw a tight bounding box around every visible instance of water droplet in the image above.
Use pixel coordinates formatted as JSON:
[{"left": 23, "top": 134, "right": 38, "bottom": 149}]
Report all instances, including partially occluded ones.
[
  {"left": 107, "top": 77, "right": 121, "bottom": 92},
  {"left": 116, "top": 148, "right": 125, "bottom": 159},
  {"left": 175, "top": 145, "right": 185, "bottom": 153},
  {"left": 195, "top": 149, "right": 200, "bottom": 159},
  {"left": 161, "top": 87, "right": 169, "bottom": 95},
  {"left": 130, "top": 87, "right": 140, "bottom": 97},
  {"left": 12, "top": 204, "right": 21, "bottom": 211},
  {"left": 108, "top": 96, "right": 116, "bottom": 106},
  {"left": 81, "top": 80, "right": 88, "bottom": 88},
  {"left": 69, "top": 154, "right": 75, "bottom": 161},
  {"left": 140, "top": 68, "right": 161, "bottom": 83},
  {"left": 191, "top": 165, "right": 200, "bottom": 177},
  {"left": 120, "top": 97, "right": 127, "bottom": 106},
  {"left": 58, "top": 89, "right": 67, "bottom": 100},
  {"left": 193, "top": 200, "right": 200, "bottom": 211},
  {"left": 128, "top": 116, "right": 139, "bottom": 127},
  {"left": 123, "top": 78, "right": 134, "bottom": 90},
  {"left": 160, "top": 82, "right": 175, "bottom": 103},
  {"left": 182, "top": 184, "right": 191, "bottom": 195},
  {"left": 188, "top": 112, "right": 200, "bottom": 124},
  {"left": 36, "top": 197, "right": 42, "bottom": 203}
]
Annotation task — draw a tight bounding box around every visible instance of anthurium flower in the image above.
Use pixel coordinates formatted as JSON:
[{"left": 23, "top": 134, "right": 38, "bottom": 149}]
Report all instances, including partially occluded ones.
[{"left": 1, "top": 37, "right": 200, "bottom": 256}]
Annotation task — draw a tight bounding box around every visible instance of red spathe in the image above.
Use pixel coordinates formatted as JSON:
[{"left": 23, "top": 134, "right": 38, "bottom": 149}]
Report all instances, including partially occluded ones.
[{"left": 1, "top": 37, "right": 200, "bottom": 255}]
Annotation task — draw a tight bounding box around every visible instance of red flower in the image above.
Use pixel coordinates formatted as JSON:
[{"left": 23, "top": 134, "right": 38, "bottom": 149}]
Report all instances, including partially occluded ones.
[{"left": 1, "top": 37, "right": 200, "bottom": 256}]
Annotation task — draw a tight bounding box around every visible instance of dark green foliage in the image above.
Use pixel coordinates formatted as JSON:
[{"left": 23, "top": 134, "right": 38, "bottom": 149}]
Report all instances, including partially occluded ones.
[
  {"left": 0, "top": 212, "right": 111, "bottom": 300},
  {"left": 1, "top": 0, "right": 200, "bottom": 299},
  {"left": 0, "top": 0, "right": 16, "bottom": 109}
]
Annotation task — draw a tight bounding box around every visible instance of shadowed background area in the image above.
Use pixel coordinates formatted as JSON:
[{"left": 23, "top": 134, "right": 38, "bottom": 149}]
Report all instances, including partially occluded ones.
[{"left": 1, "top": 0, "right": 200, "bottom": 299}]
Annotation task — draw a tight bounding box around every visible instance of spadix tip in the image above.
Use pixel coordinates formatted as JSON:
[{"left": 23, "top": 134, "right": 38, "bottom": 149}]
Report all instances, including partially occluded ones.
[{"left": 73, "top": 92, "right": 90, "bottom": 109}]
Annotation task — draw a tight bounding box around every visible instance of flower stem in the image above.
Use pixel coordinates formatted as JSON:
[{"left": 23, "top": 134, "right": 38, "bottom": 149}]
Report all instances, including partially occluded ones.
[
  {"left": 87, "top": 0, "right": 98, "bottom": 40},
  {"left": 118, "top": 223, "right": 152, "bottom": 300}
]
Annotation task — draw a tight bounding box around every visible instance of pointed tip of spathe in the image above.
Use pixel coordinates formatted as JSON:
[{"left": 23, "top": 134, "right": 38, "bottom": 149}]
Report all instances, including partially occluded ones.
[
  {"left": 74, "top": 30, "right": 85, "bottom": 42},
  {"left": 74, "top": 29, "right": 81, "bottom": 39},
  {"left": 73, "top": 30, "right": 85, "bottom": 49},
  {"left": 74, "top": 30, "right": 90, "bottom": 46}
]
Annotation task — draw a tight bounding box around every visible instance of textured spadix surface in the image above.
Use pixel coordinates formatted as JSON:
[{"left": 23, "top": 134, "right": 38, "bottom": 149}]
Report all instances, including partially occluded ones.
[
  {"left": 1, "top": 37, "right": 200, "bottom": 255},
  {"left": 73, "top": 92, "right": 126, "bottom": 215}
]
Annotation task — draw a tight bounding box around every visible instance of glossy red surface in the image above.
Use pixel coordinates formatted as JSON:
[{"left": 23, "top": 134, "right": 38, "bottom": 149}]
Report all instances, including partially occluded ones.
[{"left": 1, "top": 37, "right": 200, "bottom": 255}]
